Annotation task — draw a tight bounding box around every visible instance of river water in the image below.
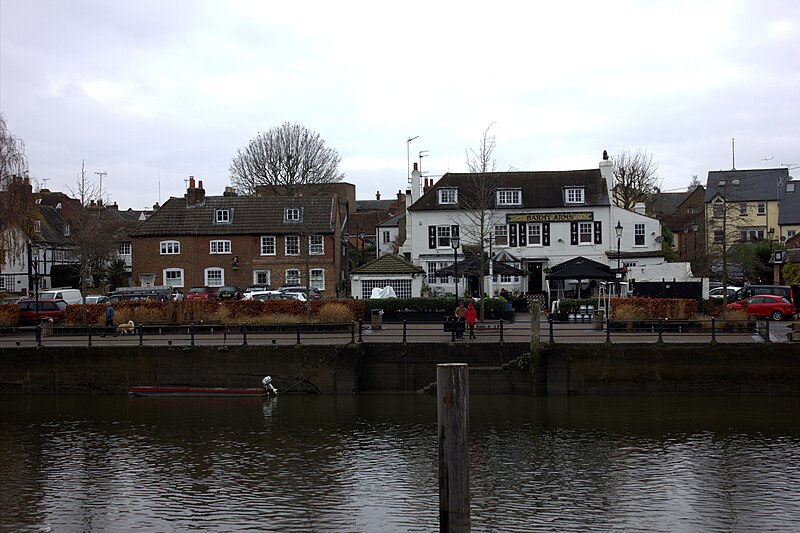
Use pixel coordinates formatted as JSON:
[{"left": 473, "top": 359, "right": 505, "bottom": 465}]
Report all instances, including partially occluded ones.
[{"left": 1, "top": 394, "right": 799, "bottom": 532}]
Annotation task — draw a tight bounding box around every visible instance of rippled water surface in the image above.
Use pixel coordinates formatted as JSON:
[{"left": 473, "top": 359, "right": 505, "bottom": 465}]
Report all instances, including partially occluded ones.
[{"left": 2, "top": 394, "right": 800, "bottom": 532}]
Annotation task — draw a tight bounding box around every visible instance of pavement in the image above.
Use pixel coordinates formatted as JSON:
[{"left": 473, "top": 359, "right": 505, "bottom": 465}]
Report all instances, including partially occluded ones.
[{"left": 0, "top": 313, "right": 793, "bottom": 348}]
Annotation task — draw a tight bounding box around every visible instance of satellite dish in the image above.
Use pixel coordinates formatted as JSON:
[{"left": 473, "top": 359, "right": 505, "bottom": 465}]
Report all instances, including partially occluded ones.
[{"left": 654, "top": 236, "right": 663, "bottom": 243}]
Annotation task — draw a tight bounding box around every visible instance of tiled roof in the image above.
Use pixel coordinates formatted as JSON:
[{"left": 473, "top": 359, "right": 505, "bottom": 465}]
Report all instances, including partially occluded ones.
[
  {"left": 704, "top": 168, "right": 790, "bottom": 202},
  {"left": 351, "top": 253, "right": 425, "bottom": 275},
  {"left": 408, "top": 169, "right": 610, "bottom": 211},
  {"left": 377, "top": 213, "right": 403, "bottom": 228},
  {"left": 778, "top": 184, "right": 800, "bottom": 225},
  {"left": 130, "top": 194, "right": 337, "bottom": 237}
]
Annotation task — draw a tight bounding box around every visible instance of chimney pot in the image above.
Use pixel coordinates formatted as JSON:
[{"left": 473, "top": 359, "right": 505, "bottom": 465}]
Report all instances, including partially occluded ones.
[
  {"left": 376, "top": 191, "right": 381, "bottom": 200},
  {"left": 413, "top": 162, "right": 418, "bottom": 171},
  {"left": 189, "top": 176, "right": 195, "bottom": 189},
  {"left": 198, "top": 180, "right": 203, "bottom": 190}
]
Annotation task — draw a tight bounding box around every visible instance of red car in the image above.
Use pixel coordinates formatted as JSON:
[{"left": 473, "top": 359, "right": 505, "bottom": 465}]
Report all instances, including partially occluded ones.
[
  {"left": 727, "top": 294, "right": 796, "bottom": 321},
  {"left": 185, "top": 286, "right": 217, "bottom": 301},
  {"left": 18, "top": 299, "right": 68, "bottom": 325}
]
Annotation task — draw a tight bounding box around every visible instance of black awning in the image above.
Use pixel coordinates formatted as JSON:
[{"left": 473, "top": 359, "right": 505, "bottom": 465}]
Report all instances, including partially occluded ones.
[
  {"left": 434, "top": 256, "right": 527, "bottom": 277},
  {"left": 546, "top": 256, "right": 614, "bottom": 281}
]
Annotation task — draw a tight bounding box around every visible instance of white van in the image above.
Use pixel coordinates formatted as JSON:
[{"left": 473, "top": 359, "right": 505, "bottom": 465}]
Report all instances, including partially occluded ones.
[{"left": 39, "top": 288, "right": 83, "bottom": 305}]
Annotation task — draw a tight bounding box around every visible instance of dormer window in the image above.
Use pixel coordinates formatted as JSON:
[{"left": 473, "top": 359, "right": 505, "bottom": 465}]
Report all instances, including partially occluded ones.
[
  {"left": 438, "top": 188, "right": 458, "bottom": 205},
  {"left": 565, "top": 187, "right": 585, "bottom": 204},
  {"left": 34, "top": 220, "right": 42, "bottom": 234},
  {"left": 496, "top": 189, "right": 522, "bottom": 206},
  {"left": 215, "top": 208, "right": 231, "bottom": 223},
  {"left": 284, "top": 207, "right": 302, "bottom": 223},
  {"left": 63, "top": 224, "right": 70, "bottom": 237}
]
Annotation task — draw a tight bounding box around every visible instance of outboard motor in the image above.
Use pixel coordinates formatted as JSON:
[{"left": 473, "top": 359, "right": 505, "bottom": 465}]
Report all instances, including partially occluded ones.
[{"left": 262, "top": 376, "right": 278, "bottom": 396}]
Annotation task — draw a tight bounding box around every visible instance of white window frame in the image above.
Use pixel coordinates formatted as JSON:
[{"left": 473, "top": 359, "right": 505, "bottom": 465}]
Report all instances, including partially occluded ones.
[
  {"left": 565, "top": 188, "right": 585, "bottom": 204},
  {"left": 64, "top": 224, "right": 70, "bottom": 237},
  {"left": 310, "top": 268, "right": 325, "bottom": 290},
  {"left": 382, "top": 230, "right": 391, "bottom": 244},
  {"left": 163, "top": 268, "right": 184, "bottom": 288},
  {"left": 285, "top": 207, "right": 301, "bottom": 222},
  {"left": 215, "top": 209, "right": 231, "bottom": 223},
  {"left": 527, "top": 223, "right": 542, "bottom": 246},
  {"left": 578, "top": 222, "right": 592, "bottom": 244},
  {"left": 438, "top": 188, "right": 458, "bottom": 205},
  {"left": 34, "top": 220, "right": 41, "bottom": 234},
  {"left": 119, "top": 243, "right": 131, "bottom": 255},
  {"left": 436, "top": 225, "right": 452, "bottom": 248},
  {"left": 309, "top": 235, "right": 324, "bottom": 255},
  {"left": 634, "top": 223, "right": 646, "bottom": 246},
  {"left": 285, "top": 235, "right": 300, "bottom": 256},
  {"left": 757, "top": 202, "right": 766, "bottom": 215},
  {"left": 739, "top": 202, "right": 748, "bottom": 216},
  {"left": 160, "top": 240, "right": 181, "bottom": 255},
  {"left": 494, "top": 225, "right": 508, "bottom": 246},
  {"left": 260, "top": 236, "right": 276, "bottom": 256},
  {"left": 210, "top": 240, "right": 232, "bottom": 254},
  {"left": 285, "top": 269, "right": 301, "bottom": 285},
  {"left": 204, "top": 267, "right": 224, "bottom": 287},
  {"left": 253, "top": 269, "right": 271, "bottom": 286},
  {"left": 713, "top": 200, "right": 724, "bottom": 218},
  {"left": 496, "top": 189, "right": 522, "bottom": 206}
]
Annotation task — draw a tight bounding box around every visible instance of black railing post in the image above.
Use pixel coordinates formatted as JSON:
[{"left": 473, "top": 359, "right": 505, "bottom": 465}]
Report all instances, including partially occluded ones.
[
  {"left": 190, "top": 323, "right": 195, "bottom": 346},
  {"left": 658, "top": 319, "right": 664, "bottom": 343},
  {"left": 296, "top": 323, "right": 301, "bottom": 345},
  {"left": 351, "top": 321, "right": 355, "bottom": 343},
  {"left": 606, "top": 316, "right": 611, "bottom": 343},
  {"left": 764, "top": 318, "right": 771, "bottom": 342},
  {"left": 88, "top": 325, "right": 92, "bottom": 347},
  {"left": 35, "top": 324, "right": 41, "bottom": 347},
  {"left": 499, "top": 319, "right": 504, "bottom": 343},
  {"left": 242, "top": 323, "right": 248, "bottom": 345},
  {"left": 358, "top": 319, "right": 363, "bottom": 342},
  {"left": 402, "top": 319, "right": 407, "bottom": 344},
  {"left": 138, "top": 324, "right": 144, "bottom": 346},
  {"left": 549, "top": 318, "right": 554, "bottom": 343},
  {"left": 711, "top": 318, "right": 716, "bottom": 343}
]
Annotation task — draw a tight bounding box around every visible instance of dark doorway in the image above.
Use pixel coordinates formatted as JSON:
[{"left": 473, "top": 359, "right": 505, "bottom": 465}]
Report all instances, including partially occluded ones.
[{"left": 527, "top": 263, "right": 543, "bottom": 293}]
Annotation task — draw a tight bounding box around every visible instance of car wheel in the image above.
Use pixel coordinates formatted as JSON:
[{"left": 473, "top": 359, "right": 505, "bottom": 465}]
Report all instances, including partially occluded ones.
[{"left": 771, "top": 310, "right": 783, "bottom": 321}]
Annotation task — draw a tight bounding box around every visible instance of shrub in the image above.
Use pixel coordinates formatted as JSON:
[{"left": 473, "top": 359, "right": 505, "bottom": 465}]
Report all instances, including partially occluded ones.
[
  {"left": 612, "top": 303, "right": 648, "bottom": 321},
  {"left": 607, "top": 297, "right": 698, "bottom": 319},
  {"left": 317, "top": 302, "right": 355, "bottom": 323},
  {"left": 0, "top": 303, "right": 19, "bottom": 326}
]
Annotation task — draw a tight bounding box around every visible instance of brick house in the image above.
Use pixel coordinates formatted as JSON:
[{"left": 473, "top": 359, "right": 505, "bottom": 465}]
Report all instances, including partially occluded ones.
[{"left": 129, "top": 178, "right": 345, "bottom": 295}]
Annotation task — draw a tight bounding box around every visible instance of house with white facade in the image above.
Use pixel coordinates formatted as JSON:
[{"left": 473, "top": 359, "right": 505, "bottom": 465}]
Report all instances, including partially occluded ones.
[{"left": 400, "top": 159, "right": 669, "bottom": 303}]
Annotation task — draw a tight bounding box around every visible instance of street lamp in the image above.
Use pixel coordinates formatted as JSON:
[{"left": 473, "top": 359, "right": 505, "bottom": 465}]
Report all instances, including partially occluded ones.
[
  {"left": 615, "top": 221, "right": 623, "bottom": 296},
  {"left": 30, "top": 242, "right": 40, "bottom": 324},
  {"left": 691, "top": 221, "right": 699, "bottom": 263},
  {"left": 451, "top": 235, "right": 461, "bottom": 302},
  {"left": 358, "top": 231, "right": 365, "bottom": 265},
  {"left": 683, "top": 227, "right": 689, "bottom": 259}
]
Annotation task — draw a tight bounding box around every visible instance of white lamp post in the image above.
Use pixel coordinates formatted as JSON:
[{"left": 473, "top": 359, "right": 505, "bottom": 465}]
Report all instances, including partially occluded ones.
[{"left": 451, "top": 235, "right": 461, "bottom": 302}]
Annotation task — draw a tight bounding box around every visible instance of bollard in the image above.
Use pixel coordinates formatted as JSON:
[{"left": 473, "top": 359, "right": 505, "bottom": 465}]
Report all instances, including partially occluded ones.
[
  {"left": 437, "top": 363, "right": 470, "bottom": 532},
  {"left": 549, "top": 318, "right": 554, "bottom": 343},
  {"left": 242, "top": 323, "right": 248, "bottom": 345},
  {"left": 499, "top": 319, "right": 504, "bottom": 343},
  {"left": 139, "top": 324, "right": 144, "bottom": 346},
  {"left": 351, "top": 321, "right": 356, "bottom": 343},
  {"left": 764, "top": 319, "right": 771, "bottom": 342},
  {"left": 711, "top": 318, "right": 716, "bottom": 343},
  {"left": 358, "top": 319, "right": 363, "bottom": 343},
  {"left": 88, "top": 325, "right": 92, "bottom": 347},
  {"left": 296, "top": 323, "right": 301, "bottom": 345},
  {"left": 402, "top": 319, "right": 407, "bottom": 344},
  {"left": 35, "top": 324, "right": 41, "bottom": 348},
  {"left": 606, "top": 316, "right": 612, "bottom": 343},
  {"left": 658, "top": 319, "right": 664, "bottom": 343},
  {"left": 190, "top": 323, "right": 195, "bottom": 346}
]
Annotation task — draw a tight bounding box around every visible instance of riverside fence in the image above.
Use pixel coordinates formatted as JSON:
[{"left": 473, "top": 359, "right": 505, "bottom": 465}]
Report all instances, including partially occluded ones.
[{"left": 0, "top": 316, "right": 778, "bottom": 349}]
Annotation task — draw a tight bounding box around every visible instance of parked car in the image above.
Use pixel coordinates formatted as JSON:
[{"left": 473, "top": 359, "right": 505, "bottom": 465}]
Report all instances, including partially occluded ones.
[
  {"left": 185, "top": 286, "right": 217, "bottom": 301},
  {"left": 727, "top": 294, "right": 796, "bottom": 321},
  {"left": 0, "top": 296, "right": 23, "bottom": 304},
  {"left": 708, "top": 286, "right": 741, "bottom": 300},
  {"left": 245, "top": 290, "right": 298, "bottom": 301},
  {"left": 18, "top": 299, "right": 68, "bottom": 325},
  {"left": 279, "top": 285, "right": 320, "bottom": 300},
  {"left": 216, "top": 286, "right": 243, "bottom": 300},
  {"left": 84, "top": 295, "right": 108, "bottom": 304},
  {"left": 244, "top": 285, "right": 272, "bottom": 295},
  {"left": 736, "top": 285, "right": 795, "bottom": 310},
  {"left": 38, "top": 288, "right": 83, "bottom": 305}
]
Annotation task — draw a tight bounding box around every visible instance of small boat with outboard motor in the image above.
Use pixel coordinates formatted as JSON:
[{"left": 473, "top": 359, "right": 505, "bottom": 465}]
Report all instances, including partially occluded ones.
[{"left": 128, "top": 376, "right": 279, "bottom": 397}]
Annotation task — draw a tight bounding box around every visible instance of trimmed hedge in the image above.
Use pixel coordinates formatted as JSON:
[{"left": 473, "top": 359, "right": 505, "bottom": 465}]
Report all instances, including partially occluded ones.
[{"left": 0, "top": 304, "right": 19, "bottom": 326}]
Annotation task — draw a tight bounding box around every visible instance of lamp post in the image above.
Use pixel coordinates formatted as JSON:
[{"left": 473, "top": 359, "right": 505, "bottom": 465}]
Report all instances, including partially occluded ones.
[
  {"left": 358, "top": 231, "right": 365, "bottom": 265},
  {"left": 615, "top": 221, "right": 623, "bottom": 296},
  {"left": 451, "top": 235, "right": 461, "bottom": 302},
  {"left": 30, "top": 242, "right": 40, "bottom": 324},
  {"left": 691, "top": 221, "right": 699, "bottom": 263},
  {"left": 683, "top": 227, "right": 689, "bottom": 259}
]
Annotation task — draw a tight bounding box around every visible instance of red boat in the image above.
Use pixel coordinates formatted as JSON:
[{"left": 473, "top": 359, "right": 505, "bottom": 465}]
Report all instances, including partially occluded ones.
[{"left": 129, "top": 376, "right": 278, "bottom": 397}]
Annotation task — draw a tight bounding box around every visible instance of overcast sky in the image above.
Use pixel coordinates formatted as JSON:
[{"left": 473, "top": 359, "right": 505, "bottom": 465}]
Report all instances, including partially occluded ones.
[{"left": 2, "top": 0, "right": 799, "bottom": 210}]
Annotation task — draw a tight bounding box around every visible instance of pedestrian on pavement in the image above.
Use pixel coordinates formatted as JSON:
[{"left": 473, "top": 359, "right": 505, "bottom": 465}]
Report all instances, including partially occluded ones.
[
  {"left": 102, "top": 303, "right": 116, "bottom": 337},
  {"left": 454, "top": 301, "right": 466, "bottom": 338},
  {"left": 465, "top": 302, "right": 477, "bottom": 339}
]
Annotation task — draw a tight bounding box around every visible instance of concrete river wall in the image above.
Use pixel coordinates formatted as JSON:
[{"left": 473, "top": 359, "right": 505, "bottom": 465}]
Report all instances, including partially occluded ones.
[{"left": 1, "top": 342, "right": 799, "bottom": 395}]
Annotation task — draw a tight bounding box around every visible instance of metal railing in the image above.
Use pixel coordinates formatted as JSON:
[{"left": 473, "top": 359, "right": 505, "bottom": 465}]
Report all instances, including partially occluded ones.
[{"left": 0, "top": 316, "right": 774, "bottom": 348}]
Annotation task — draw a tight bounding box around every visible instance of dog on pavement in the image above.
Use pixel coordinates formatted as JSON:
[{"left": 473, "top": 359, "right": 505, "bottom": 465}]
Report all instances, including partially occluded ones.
[{"left": 117, "top": 320, "right": 135, "bottom": 335}]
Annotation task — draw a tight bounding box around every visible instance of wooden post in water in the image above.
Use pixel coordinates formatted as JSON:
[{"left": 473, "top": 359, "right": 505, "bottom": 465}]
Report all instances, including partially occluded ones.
[{"left": 438, "top": 363, "right": 470, "bottom": 532}]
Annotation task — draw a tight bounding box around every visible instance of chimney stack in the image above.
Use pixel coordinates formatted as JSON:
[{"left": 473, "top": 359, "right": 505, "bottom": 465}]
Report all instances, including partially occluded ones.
[
  {"left": 189, "top": 176, "right": 195, "bottom": 189},
  {"left": 185, "top": 176, "right": 206, "bottom": 206}
]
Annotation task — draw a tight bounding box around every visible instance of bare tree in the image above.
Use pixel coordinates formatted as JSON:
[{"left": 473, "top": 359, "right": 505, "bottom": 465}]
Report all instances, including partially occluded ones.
[
  {"left": 461, "top": 124, "right": 503, "bottom": 319},
  {"left": 612, "top": 149, "right": 662, "bottom": 211},
  {"left": 0, "top": 114, "right": 36, "bottom": 259},
  {"left": 688, "top": 174, "right": 702, "bottom": 191},
  {"left": 229, "top": 122, "right": 343, "bottom": 196}
]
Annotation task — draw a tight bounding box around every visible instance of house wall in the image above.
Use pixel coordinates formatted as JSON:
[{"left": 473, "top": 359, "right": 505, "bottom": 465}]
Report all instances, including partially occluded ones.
[
  {"left": 376, "top": 226, "right": 399, "bottom": 256},
  {"left": 132, "top": 234, "right": 338, "bottom": 293}
]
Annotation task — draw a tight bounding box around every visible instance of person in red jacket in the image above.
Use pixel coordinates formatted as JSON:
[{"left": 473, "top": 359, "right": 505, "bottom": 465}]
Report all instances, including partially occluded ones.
[{"left": 465, "top": 302, "right": 477, "bottom": 339}]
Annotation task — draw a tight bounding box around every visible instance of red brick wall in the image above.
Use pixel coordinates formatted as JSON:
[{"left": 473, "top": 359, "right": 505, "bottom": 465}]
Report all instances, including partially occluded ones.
[{"left": 132, "top": 234, "right": 339, "bottom": 293}]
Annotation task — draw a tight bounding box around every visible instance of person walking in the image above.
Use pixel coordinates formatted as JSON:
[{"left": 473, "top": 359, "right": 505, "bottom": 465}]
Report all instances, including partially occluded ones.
[
  {"left": 454, "top": 301, "right": 467, "bottom": 339},
  {"left": 465, "top": 302, "right": 477, "bottom": 339},
  {"left": 102, "top": 303, "right": 115, "bottom": 337}
]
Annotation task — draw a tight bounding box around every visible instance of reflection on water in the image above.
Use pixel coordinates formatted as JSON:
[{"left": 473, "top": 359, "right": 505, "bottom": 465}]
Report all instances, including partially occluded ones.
[{"left": 1, "top": 394, "right": 799, "bottom": 532}]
